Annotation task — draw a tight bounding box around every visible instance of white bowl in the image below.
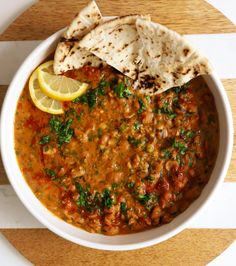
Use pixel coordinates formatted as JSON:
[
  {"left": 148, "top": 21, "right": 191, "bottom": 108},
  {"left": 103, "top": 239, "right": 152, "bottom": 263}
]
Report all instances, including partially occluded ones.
[{"left": 0, "top": 29, "right": 234, "bottom": 251}]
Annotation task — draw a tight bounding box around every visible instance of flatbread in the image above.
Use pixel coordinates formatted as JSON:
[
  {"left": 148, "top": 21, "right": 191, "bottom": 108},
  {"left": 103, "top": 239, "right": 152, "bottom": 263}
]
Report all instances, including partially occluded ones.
[
  {"left": 79, "top": 15, "right": 150, "bottom": 79},
  {"left": 135, "top": 19, "right": 212, "bottom": 95},
  {"left": 54, "top": 0, "right": 103, "bottom": 74},
  {"left": 63, "top": 0, "right": 102, "bottom": 39}
]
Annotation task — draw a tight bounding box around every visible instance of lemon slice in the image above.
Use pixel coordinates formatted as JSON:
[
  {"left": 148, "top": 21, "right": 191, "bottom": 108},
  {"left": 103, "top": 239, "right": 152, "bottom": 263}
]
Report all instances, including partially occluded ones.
[
  {"left": 37, "top": 61, "right": 88, "bottom": 101},
  {"left": 29, "top": 70, "right": 64, "bottom": 114}
]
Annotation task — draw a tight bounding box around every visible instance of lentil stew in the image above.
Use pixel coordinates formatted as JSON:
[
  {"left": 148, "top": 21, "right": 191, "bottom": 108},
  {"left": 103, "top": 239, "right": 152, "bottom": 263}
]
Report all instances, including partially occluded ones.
[{"left": 14, "top": 63, "right": 219, "bottom": 235}]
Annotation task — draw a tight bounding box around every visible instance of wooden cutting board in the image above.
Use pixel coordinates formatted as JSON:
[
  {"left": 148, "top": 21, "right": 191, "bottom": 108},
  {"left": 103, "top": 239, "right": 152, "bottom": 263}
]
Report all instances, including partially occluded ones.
[{"left": 0, "top": 1, "right": 236, "bottom": 265}]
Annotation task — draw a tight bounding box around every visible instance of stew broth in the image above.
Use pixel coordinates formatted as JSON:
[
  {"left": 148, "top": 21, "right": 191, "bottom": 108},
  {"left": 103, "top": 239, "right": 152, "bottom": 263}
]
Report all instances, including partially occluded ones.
[{"left": 14, "top": 64, "right": 219, "bottom": 235}]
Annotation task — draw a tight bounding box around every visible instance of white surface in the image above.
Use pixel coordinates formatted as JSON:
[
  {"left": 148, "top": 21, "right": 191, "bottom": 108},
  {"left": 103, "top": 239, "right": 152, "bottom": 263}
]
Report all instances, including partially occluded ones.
[
  {"left": 207, "top": 0, "right": 236, "bottom": 26},
  {"left": 0, "top": 0, "right": 37, "bottom": 34},
  {"left": 0, "top": 183, "right": 236, "bottom": 229},
  {"left": 0, "top": 233, "right": 33, "bottom": 266},
  {"left": 0, "top": 41, "right": 41, "bottom": 85},
  {"left": 185, "top": 33, "right": 236, "bottom": 79},
  {"left": 0, "top": 185, "right": 43, "bottom": 228},
  {"left": 207, "top": 240, "right": 236, "bottom": 266}
]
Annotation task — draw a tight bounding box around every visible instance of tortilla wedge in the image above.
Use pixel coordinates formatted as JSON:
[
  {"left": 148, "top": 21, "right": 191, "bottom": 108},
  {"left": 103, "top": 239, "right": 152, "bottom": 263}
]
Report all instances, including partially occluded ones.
[
  {"left": 79, "top": 15, "right": 150, "bottom": 79},
  {"left": 54, "top": 0, "right": 103, "bottom": 74},
  {"left": 135, "top": 19, "right": 212, "bottom": 95}
]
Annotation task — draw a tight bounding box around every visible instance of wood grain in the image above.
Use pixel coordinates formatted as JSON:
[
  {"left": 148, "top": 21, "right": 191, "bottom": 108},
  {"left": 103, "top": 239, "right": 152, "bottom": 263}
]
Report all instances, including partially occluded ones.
[
  {"left": 1, "top": 228, "right": 236, "bottom": 266},
  {"left": 0, "top": 0, "right": 236, "bottom": 41},
  {"left": 0, "top": 80, "right": 235, "bottom": 185},
  {"left": 223, "top": 80, "right": 236, "bottom": 182}
]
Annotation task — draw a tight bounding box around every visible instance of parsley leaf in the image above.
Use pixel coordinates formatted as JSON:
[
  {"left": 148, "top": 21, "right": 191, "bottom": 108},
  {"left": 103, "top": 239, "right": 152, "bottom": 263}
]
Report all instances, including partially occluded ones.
[
  {"left": 75, "top": 182, "right": 101, "bottom": 211},
  {"left": 161, "top": 101, "right": 176, "bottom": 118},
  {"left": 113, "top": 82, "right": 132, "bottom": 98},
  {"left": 120, "top": 202, "right": 127, "bottom": 214},
  {"left": 49, "top": 117, "right": 74, "bottom": 146},
  {"left": 144, "top": 176, "right": 154, "bottom": 182},
  {"left": 172, "top": 139, "right": 187, "bottom": 155},
  {"left": 73, "top": 79, "right": 108, "bottom": 108},
  {"left": 137, "top": 98, "right": 146, "bottom": 114},
  {"left": 128, "top": 136, "right": 142, "bottom": 147},
  {"left": 39, "top": 135, "right": 50, "bottom": 145},
  {"left": 137, "top": 193, "right": 159, "bottom": 210},
  {"left": 101, "top": 189, "right": 113, "bottom": 209},
  {"left": 162, "top": 149, "right": 171, "bottom": 159},
  {"left": 133, "top": 121, "right": 141, "bottom": 131},
  {"left": 180, "top": 129, "right": 195, "bottom": 138},
  {"left": 127, "top": 182, "right": 135, "bottom": 189},
  {"left": 44, "top": 168, "right": 56, "bottom": 178}
]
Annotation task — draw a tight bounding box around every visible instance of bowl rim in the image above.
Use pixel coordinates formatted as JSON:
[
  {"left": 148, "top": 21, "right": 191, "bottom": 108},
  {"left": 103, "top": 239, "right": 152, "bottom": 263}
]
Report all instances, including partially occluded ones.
[{"left": 0, "top": 28, "right": 234, "bottom": 251}]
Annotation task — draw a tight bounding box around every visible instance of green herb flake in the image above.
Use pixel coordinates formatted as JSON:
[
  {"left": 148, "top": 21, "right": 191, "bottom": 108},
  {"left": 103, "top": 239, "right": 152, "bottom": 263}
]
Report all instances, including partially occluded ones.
[
  {"left": 44, "top": 168, "right": 56, "bottom": 178},
  {"left": 128, "top": 136, "right": 142, "bottom": 147},
  {"left": 152, "top": 107, "right": 159, "bottom": 114},
  {"left": 161, "top": 101, "right": 176, "bottom": 118},
  {"left": 173, "top": 97, "right": 180, "bottom": 108},
  {"left": 73, "top": 79, "right": 108, "bottom": 108},
  {"left": 138, "top": 193, "right": 159, "bottom": 210},
  {"left": 113, "top": 82, "right": 132, "bottom": 98},
  {"left": 137, "top": 98, "right": 146, "bottom": 114},
  {"left": 127, "top": 182, "right": 135, "bottom": 189},
  {"left": 133, "top": 121, "right": 141, "bottom": 131},
  {"left": 119, "top": 122, "right": 128, "bottom": 132},
  {"left": 144, "top": 176, "right": 154, "bottom": 182},
  {"left": 101, "top": 188, "right": 113, "bottom": 209},
  {"left": 75, "top": 182, "right": 100, "bottom": 211},
  {"left": 76, "top": 111, "right": 84, "bottom": 121},
  {"left": 49, "top": 117, "right": 74, "bottom": 146},
  {"left": 180, "top": 129, "right": 195, "bottom": 138},
  {"left": 172, "top": 139, "right": 187, "bottom": 155},
  {"left": 120, "top": 202, "right": 127, "bottom": 214},
  {"left": 97, "top": 128, "right": 103, "bottom": 138},
  {"left": 145, "top": 95, "right": 151, "bottom": 103},
  {"left": 39, "top": 135, "right": 50, "bottom": 145},
  {"left": 162, "top": 149, "right": 171, "bottom": 159}
]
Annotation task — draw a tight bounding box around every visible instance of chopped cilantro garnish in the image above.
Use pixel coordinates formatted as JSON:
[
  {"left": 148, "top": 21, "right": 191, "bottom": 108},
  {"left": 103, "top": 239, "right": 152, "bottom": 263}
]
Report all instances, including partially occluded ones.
[
  {"left": 119, "top": 122, "right": 128, "bottom": 132},
  {"left": 49, "top": 117, "right": 74, "bottom": 146},
  {"left": 134, "top": 121, "right": 141, "bottom": 131},
  {"left": 172, "top": 139, "right": 187, "bottom": 155},
  {"left": 113, "top": 82, "right": 132, "bottom": 98},
  {"left": 145, "top": 95, "right": 151, "bottom": 103},
  {"left": 152, "top": 107, "right": 159, "bottom": 114},
  {"left": 173, "top": 97, "right": 180, "bottom": 108},
  {"left": 173, "top": 85, "right": 187, "bottom": 94},
  {"left": 97, "top": 128, "right": 103, "bottom": 138},
  {"left": 73, "top": 79, "right": 108, "bottom": 108},
  {"left": 180, "top": 129, "right": 195, "bottom": 138},
  {"left": 161, "top": 101, "right": 176, "bottom": 118},
  {"left": 75, "top": 182, "right": 100, "bottom": 211},
  {"left": 128, "top": 136, "right": 142, "bottom": 147},
  {"left": 101, "top": 188, "right": 113, "bottom": 209},
  {"left": 44, "top": 168, "right": 56, "bottom": 178},
  {"left": 127, "top": 182, "right": 135, "bottom": 189},
  {"left": 138, "top": 193, "right": 159, "bottom": 210},
  {"left": 65, "top": 108, "right": 83, "bottom": 121},
  {"left": 120, "top": 202, "right": 127, "bottom": 214},
  {"left": 39, "top": 135, "right": 50, "bottom": 145},
  {"left": 144, "top": 176, "right": 154, "bottom": 181},
  {"left": 162, "top": 149, "right": 171, "bottom": 159},
  {"left": 137, "top": 98, "right": 146, "bottom": 114}
]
